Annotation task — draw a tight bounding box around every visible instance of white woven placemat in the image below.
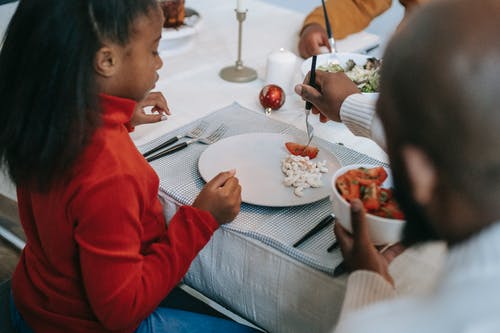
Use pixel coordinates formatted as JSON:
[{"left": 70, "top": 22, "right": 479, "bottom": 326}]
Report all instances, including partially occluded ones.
[{"left": 139, "top": 103, "right": 387, "bottom": 275}]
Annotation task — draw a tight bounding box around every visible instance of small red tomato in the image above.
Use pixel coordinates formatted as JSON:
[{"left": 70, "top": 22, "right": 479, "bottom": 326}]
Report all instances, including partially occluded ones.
[{"left": 285, "top": 142, "right": 319, "bottom": 159}]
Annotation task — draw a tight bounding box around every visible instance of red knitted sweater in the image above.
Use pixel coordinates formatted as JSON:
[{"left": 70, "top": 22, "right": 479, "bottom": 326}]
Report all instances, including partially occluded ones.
[{"left": 12, "top": 94, "right": 219, "bottom": 333}]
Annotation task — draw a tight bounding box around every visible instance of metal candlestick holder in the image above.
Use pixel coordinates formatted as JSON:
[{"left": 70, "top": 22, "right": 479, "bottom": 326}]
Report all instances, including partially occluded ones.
[{"left": 219, "top": 10, "right": 257, "bottom": 83}]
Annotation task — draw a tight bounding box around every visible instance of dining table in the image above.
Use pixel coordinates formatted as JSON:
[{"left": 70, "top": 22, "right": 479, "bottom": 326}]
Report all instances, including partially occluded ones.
[
  {"left": 0, "top": 0, "right": 446, "bottom": 332},
  {"left": 129, "top": 1, "right": 447, "bottom": 332}
]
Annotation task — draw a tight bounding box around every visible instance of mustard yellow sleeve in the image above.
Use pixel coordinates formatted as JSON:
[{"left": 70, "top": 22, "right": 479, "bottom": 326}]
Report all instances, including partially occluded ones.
[{"left": 302, "top": 0, "right": 392, "bottom": 39}]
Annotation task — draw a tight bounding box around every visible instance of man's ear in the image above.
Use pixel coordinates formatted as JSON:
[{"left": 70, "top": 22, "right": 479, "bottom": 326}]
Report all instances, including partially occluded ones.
[
  {"left": 94, "top": 45, "right": 120, "bottom": 77},
  {"left": 401, "top": 145, "right": 436, "bottom": 205}
]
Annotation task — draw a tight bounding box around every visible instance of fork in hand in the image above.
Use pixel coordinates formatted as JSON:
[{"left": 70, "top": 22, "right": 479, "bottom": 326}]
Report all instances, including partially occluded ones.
[
  {"left": 142, "top": 121, "right": 209, "bottom": 158},
  {"left": 146, "top": 124, "right": 227, "bottom": 162},
  {"left": 304, "top": 55, "right": 317, "bottom": 150},
  {"left": 321, "top": 0, "right": 339, "bottom": 65}
]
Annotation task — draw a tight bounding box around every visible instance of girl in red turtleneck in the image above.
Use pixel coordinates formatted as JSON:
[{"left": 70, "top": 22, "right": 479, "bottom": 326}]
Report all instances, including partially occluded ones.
[{"left": 0, "top": 1, "right": 254, "bottom": 332}]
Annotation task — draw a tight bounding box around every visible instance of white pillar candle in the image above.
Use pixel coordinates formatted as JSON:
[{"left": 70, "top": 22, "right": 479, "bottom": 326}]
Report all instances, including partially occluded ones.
[
  {"left": 236, "top": 0, "right": 245, "bottom": 12},
  {"left": 265, "top": 48, "right": 298, "bottom": 94}
]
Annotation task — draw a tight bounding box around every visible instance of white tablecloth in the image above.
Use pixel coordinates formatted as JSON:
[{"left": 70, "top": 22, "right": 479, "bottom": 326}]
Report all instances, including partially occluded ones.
[
  {"left": 130, "top": 0, "right": 387, "bottom": 164},
  {"left": 0, "top": 0, "right": 386, "bottom": 201}
]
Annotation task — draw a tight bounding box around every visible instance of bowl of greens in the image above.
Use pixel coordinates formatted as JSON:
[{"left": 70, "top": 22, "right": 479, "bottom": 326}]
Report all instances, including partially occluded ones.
[{"left": 301, "top": 52, "right": 381, "bottom": 93}]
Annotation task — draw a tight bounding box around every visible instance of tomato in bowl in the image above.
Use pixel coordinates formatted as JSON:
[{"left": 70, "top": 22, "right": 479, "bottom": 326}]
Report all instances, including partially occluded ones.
[{"left": 331, "top": 164, "right": 405, "bottom": 245}]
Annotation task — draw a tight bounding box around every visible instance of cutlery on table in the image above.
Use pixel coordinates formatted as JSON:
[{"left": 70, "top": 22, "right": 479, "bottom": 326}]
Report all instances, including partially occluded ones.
[
  {"left": 293, "top": 214, "right": 335, "bottom": 248},
  {"left": 321, "top": 0, "right": 339, "bottom": 64},
  {"left": 146, "top": 124, "right": 227, "bottom": 162},
  {"left": 326, "top": 240, "right": 339, "bottom": 253},
  {"left": 333, "top": 261, "right": 346, "bottom": 277},
  {"left": 304, "top": 55, "right": 317, "bottom": 150},
  {"left": 142, "top": 121, "right": 208, "bottom": 158}
]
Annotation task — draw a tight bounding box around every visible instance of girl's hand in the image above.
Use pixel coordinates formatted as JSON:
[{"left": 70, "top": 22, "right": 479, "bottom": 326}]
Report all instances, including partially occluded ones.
[
  {"left": 334, "top": 199, "right": 404, "bottom": 285},
  {"left": 130, "top": 92, "right": 170, "bottom": 127},
  {"left": 192, "top": 170, "right": 242, "bottom": 225}
]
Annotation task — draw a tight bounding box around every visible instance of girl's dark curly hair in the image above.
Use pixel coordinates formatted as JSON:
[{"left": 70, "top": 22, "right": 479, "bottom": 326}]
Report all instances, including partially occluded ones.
[{"left": 0, "top": 0, "right": 157, "bottom": 191}]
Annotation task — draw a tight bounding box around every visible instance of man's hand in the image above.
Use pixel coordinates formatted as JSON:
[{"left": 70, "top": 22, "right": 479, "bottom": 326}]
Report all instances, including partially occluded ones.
[
  {"left": 334, "top": 199, "right": 404, "bottom": 285},
  {"left": 298, "top": 24, "right": 330, "bottom": 59},
  {"left": 130, "top": 92, "right": 170, "bottom": 127},
  {"left": 295, "top": 70, "right": 360, "bottom": 123}
]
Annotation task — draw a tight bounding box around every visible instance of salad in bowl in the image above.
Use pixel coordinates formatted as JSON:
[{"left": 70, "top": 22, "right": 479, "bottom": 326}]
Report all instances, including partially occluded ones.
[{"left": 301, "top": 52, "right": 381, "bottom": 93}]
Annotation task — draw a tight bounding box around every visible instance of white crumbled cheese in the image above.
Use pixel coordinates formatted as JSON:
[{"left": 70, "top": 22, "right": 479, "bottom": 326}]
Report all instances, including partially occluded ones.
[{"left": 281, "top": 154, "right": 328, "bottom": 197}]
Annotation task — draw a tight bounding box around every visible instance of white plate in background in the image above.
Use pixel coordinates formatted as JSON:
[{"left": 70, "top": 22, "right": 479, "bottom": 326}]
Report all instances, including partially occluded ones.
[{"left": 159, "top": 8, "right": 202, "bottom": 57}]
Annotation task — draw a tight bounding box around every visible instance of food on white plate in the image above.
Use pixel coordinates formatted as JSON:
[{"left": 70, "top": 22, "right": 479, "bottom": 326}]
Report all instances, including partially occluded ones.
[
  {"left": 318, "top": 57, "right": 381, "bottom": 93},
  {"left": 285, "top": 142, "right": 319, "bottom": 159},
  {"left": 281, "top": 154, "right": 328, "bottom": 197}
]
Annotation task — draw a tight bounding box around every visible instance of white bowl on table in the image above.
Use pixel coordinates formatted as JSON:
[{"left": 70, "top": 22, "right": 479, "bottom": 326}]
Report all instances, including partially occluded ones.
[
  {"left": 301, "top": 52, "right": 380, "bottom": 94},
  {"left": 331, "top": 164, "right": 405, "bottom": 245}
]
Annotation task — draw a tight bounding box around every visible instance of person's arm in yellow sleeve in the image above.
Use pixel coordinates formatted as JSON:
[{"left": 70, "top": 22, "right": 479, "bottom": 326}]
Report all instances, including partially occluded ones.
[{"left": 299, "top": 0, "right": 392, "bottom": 58}]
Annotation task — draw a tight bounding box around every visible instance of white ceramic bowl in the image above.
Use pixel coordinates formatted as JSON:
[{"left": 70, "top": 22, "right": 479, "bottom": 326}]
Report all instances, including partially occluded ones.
[
  {"left": 301, "top": 52, "right": 379, "bottom": 94},
  {"left": 331, "top": 164, "right": 405, "bottom": 245}
]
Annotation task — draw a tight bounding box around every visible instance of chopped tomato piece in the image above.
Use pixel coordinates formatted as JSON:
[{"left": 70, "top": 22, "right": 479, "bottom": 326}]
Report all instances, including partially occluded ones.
[
  {"left": 379, "top": 188, "right": 392, "bottom": 204},
  {"left": 347, "top": 179, "right": 360, "bottom": 201},
  {"left": 381, "top": 202, "right": 405, "bottom": 219},
  {"left": 362, "top": 183, "right": 380, "bottom": 211},
  {"left": 363, "top": 166, "right": 388, "bottom": 185},
  {"left": 364, "top": 198, "right": 380, "bottom": 211},
  {"left": 335, "top": 175, "right": 351, "bottom": 198},
  {"left": 285, "top": 142, "right": 319, "bottom": 159},
  {"left": 357, "top": 178, "right": 376, "bottom": 186}
]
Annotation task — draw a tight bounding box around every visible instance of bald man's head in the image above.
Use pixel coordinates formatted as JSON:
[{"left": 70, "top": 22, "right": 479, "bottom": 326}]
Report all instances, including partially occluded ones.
[{"left": 377, "top": 0, "right": 500, "bottom": 244}]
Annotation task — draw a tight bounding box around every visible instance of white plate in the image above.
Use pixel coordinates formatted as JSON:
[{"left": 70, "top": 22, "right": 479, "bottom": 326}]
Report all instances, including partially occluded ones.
[
  {"left": 198, "top": 133, "right": 341, "bottom": 207},
  {"left": 159, "top": 8, "right": 202, "bottom": 56}
]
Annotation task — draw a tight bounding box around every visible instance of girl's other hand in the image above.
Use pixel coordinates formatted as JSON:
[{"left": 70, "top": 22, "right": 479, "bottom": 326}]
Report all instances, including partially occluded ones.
[
  {"left": 192, "top": 170, "right": 242, "bottom": 225},
  {"left": 334, "top": 199, "right": 403, "bottom": 285},
  {"left": 130, "top": 92, "right": 171, "bottom": 127}
]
